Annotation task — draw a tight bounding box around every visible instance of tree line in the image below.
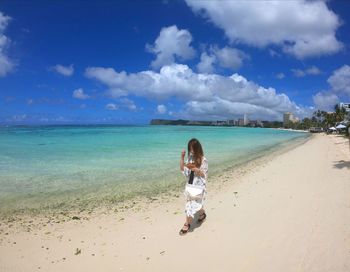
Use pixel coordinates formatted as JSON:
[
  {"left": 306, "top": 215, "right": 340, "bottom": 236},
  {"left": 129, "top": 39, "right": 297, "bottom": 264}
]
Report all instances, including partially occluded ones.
[{"left": 284, "top": 105, "right": 348, "bottom": 131}]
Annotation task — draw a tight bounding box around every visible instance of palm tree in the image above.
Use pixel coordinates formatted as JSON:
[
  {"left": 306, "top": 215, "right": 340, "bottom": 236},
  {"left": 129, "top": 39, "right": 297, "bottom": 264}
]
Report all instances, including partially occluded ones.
[
  {"left": 334, "top": 104, "right": 347, "bottom": 123},
  {"left": 324, "top": 112, "right": 336, "bottom": 127}
]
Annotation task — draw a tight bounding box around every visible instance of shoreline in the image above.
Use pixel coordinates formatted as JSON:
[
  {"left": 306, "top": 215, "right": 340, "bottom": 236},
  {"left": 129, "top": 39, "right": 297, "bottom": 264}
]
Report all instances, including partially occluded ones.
[
  {"left": 0, "top": 134, "right": 349, "bottom": 271},
  {"left": 0, "top": 126, "right": 309, "bottom": 219},
  {"left": 0, "top": 133, "right": 310, "bottom": 229}
]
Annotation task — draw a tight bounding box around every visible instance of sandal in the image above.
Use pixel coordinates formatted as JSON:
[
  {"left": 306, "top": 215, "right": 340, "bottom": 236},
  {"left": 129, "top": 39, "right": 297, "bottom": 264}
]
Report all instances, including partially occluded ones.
[
  {"left": 197, "top": 212, "right": 207, "bottom": 224},
  {"left": 179, "top": 223, "right": 191, "bottom": 235}
]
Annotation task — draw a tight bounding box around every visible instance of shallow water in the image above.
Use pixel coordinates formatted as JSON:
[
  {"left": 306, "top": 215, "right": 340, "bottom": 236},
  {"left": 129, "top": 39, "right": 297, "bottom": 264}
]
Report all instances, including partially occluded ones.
[{"left": 0, "top": 125, "right": 309, "bottom": 214}]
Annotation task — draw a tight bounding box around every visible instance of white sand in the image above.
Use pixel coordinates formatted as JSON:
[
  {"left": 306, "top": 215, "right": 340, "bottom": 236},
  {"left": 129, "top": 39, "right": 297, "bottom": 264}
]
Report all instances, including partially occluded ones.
[{"left": 0, "top": 134, "right": 349, "bottom": 272}]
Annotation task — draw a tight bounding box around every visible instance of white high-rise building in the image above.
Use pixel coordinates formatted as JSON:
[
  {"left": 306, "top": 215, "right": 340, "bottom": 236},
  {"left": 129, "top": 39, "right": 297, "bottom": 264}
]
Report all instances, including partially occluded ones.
[
  {"left": 338, "top": 103, "right": 350, "bottom": 112},
  {"left": 338, "top": 102, "right": 350, "bottom": 120},
  {"left": 243, "top": 114, "right": 248, "bottom": 126},
  {"left": 283, "top": 112, "right": 299, "bottom": 126}
]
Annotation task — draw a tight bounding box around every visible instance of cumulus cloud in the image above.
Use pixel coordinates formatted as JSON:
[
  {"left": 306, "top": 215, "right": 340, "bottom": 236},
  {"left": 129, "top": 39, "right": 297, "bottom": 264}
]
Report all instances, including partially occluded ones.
[
  {"left": 85, "top": 63, "right": 309, "bottom": 120},
  {"left": 0, "top": 11, "right": 15, "bottom": 77},
  {"left": 292, "top": 66, "right": 322, "bottom": 77},
  {"left": 313, "top": 64, "right": 350, "bottom": 111},
  {"left": 104, "top": 99, "right": 137, "bottom": 112},
  {"left": 185, "top": 0, "right": 342, "bottom": 59},
  {"left": 72, "top": 88, "right": 90, "bottom": 100},
  {"left": 327, "top": 65, "right": 350, "bottom": 96},
  {"left": 146, "top": 25, "right": 196, "bottom": 69},
  {"left": 214, "top": 46, "right": 248, "bottom": 70},
  {"left": 197, "top": 52, "right": 216, "bottom": 74},
  {"left": 183, "top": 99, "right": 287, "bottom": 120},
  {"left": 312, "top": 92, "right": 339, "bottom": 111},
  {"left": 85, "top": 67, "right": 130, "bottom": 97},
  {"left": 51, "top": 64, "right": 74, "bottom": 76},
  {"left": 105, "top": 103, "right": 118, "bottom": 111},
  {"left": 120, "top": 98, "right": 137, "bottom": 111},
  {"left": 197, "top": 46, "right": 248, "bottom": 73},
  {"left": 157, "top": 104, "right": 167, "bottom": 114}
]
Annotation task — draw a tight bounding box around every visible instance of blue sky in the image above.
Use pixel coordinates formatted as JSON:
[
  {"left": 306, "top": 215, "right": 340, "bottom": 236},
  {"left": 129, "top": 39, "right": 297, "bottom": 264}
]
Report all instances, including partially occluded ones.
[{"left": 1, "top": 0, "right": 350, "bottom": 125}]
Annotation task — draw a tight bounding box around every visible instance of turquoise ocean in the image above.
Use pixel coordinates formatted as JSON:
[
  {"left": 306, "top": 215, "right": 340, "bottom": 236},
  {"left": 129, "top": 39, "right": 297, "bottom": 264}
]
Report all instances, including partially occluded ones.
[{"left": 0, "top": 125, "right": 309, "bottom": 215}]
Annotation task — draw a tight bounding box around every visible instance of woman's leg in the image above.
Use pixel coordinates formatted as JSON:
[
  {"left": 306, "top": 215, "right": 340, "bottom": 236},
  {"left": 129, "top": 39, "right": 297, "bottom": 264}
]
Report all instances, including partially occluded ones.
[
  {"left": 180, "top": 199, "right": 198, "bottom": 234},
  {"left": 197, "top": 208, "right": 206, "bottom": 222},
  {"left": 186, "top": 215, "right": 193, "bottom": 226},
  {"left": 179, "top": 215, "right": 192, "bottom": 235}
]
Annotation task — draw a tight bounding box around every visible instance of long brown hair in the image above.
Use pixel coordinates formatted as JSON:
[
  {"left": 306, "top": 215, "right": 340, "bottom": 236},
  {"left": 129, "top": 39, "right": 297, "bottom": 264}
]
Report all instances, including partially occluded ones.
[{"left": 188, "top": 138, "right": 204, "bottom": 168}]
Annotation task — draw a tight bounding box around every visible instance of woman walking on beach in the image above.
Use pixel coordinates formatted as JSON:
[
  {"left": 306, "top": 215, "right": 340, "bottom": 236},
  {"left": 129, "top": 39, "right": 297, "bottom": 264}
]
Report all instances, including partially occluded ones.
[{"left": 179, "top": 138, "right": 208, "bottom": 235}]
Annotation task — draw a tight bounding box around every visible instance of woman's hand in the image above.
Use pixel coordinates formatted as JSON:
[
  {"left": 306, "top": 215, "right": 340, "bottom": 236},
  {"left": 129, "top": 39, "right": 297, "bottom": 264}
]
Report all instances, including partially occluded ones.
[
  {"left": 181, "top": 149, "right": 186, "bottom": 159},
  {"left": 186, "top": 163, "right": 196, "bottom": 169}
]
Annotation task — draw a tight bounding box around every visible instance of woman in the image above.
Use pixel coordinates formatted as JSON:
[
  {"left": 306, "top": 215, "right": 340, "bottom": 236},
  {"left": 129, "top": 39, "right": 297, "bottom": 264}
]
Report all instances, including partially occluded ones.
[{"left": 179, "top": 138, "right": 208, "bottom": 235}]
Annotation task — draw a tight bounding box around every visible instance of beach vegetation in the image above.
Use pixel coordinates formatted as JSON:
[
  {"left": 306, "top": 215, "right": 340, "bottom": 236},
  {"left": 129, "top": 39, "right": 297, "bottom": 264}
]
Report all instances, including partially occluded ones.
[{"left": 284, "top": 104, "right": 349, "bottom": 133}]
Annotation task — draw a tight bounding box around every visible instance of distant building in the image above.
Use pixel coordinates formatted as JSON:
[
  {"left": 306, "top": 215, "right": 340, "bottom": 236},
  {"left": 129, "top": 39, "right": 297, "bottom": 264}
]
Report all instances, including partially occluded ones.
[
  {"left": 227, "top": 120, "right": 235, "bottom": 126},
  {"left": 283, "top": 112, "right": 292, "bottom": 125},
  {"left": 243, "top": 114, "right": 248, "bottom": 126},
  {"left": 283, "top": 112, "right": 299, "bottom": 127},
  {"left": 249, "top": 120, "right": 263, "bottom": 127},
  {"left": 338, "top": 102, "right": 350, "bottom": 112},
  {"left": 233, "top": 119, "right": 240, "bottom": 126},
  {"left": 211, "top": 120, "right": 227, "bottom": 126},
  {"left": 339, "top": 103, "right": 350, "bottom": 120}
]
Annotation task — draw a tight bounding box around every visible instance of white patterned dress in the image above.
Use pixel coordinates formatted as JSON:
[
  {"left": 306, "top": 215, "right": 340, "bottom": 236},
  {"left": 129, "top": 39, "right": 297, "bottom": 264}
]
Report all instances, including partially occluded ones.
[{"left": 182, "top": 156, "right": 208, "bottom": 218}]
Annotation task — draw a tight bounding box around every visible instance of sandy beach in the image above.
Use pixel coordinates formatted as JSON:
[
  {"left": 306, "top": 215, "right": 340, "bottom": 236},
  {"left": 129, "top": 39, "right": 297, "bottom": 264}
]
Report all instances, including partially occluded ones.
[{"left": 0, "top": 134, "right": 349, "bottom": 272}]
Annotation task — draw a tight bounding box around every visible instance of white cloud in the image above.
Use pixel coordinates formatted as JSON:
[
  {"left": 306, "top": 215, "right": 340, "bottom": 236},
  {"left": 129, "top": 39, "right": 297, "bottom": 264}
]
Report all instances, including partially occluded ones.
[
  {"left": 105, "top": 103, "right": 118, "bottom": 111},
  {"left": 214, "top": 46, "right": 248, "bottom": 70},
  {"left": 51, "top": 64, "right": 74, "bottom": 76},
  {"left": 72, "top": 88, "right": 90, "bottom": 100},
  {"left": 183, "top": 99, "right": 285, "bottom": 120},
  {"left": 157, "top": 104, "right": 167, "bottom": 114},
  {"left": 197, "top": 52, "right": 216, "bottom": 73},
  {"left": 146, "top": 25, "right": 196, "bottom": 69},
  {"left": 85, "top": 67, "right": 130, "bottom": 97},
  {"left": 120, "top": 98, "right": 137, "bottom": 111},
  {"left": 327, "top": 65, "right": 350, "bottom": 96},
  {"left": 276, "top": 73, "right": 285, "bottom": 79},
  {"left": 85, "top": 63, "right": 309, "bottom": 120},
  {"left": 0, "top": 11, "right": 14, "bottom": 77},
  {"left": 312, "top": 65, "right": 350, "bottom": 111},
  {"left": 185, "top": 0, "right": 342, "bottom": 59},
  {"left": 292, "top": 66, "right": 322, "bottom": 77},
  {"left": 269, "top": 49, "right": 281, "bottom": 58},
  {"left": 291, "top": 69, "right": 306, "bottom": 78},
  {"left": 312, "top": 92, "right": 339, "bottom": 111},
  {"left": 306, "top": 66, "right": 322, "bottom": 75},
  {"left": 197, "top": 46, "right": 248, "bottom": 73}
]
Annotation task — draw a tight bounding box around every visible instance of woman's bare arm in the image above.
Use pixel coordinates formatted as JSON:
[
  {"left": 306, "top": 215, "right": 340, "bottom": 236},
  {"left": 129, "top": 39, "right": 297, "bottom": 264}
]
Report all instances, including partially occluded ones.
[{"left": 180, "top": 150, "right": 186, "bottom": 171}]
